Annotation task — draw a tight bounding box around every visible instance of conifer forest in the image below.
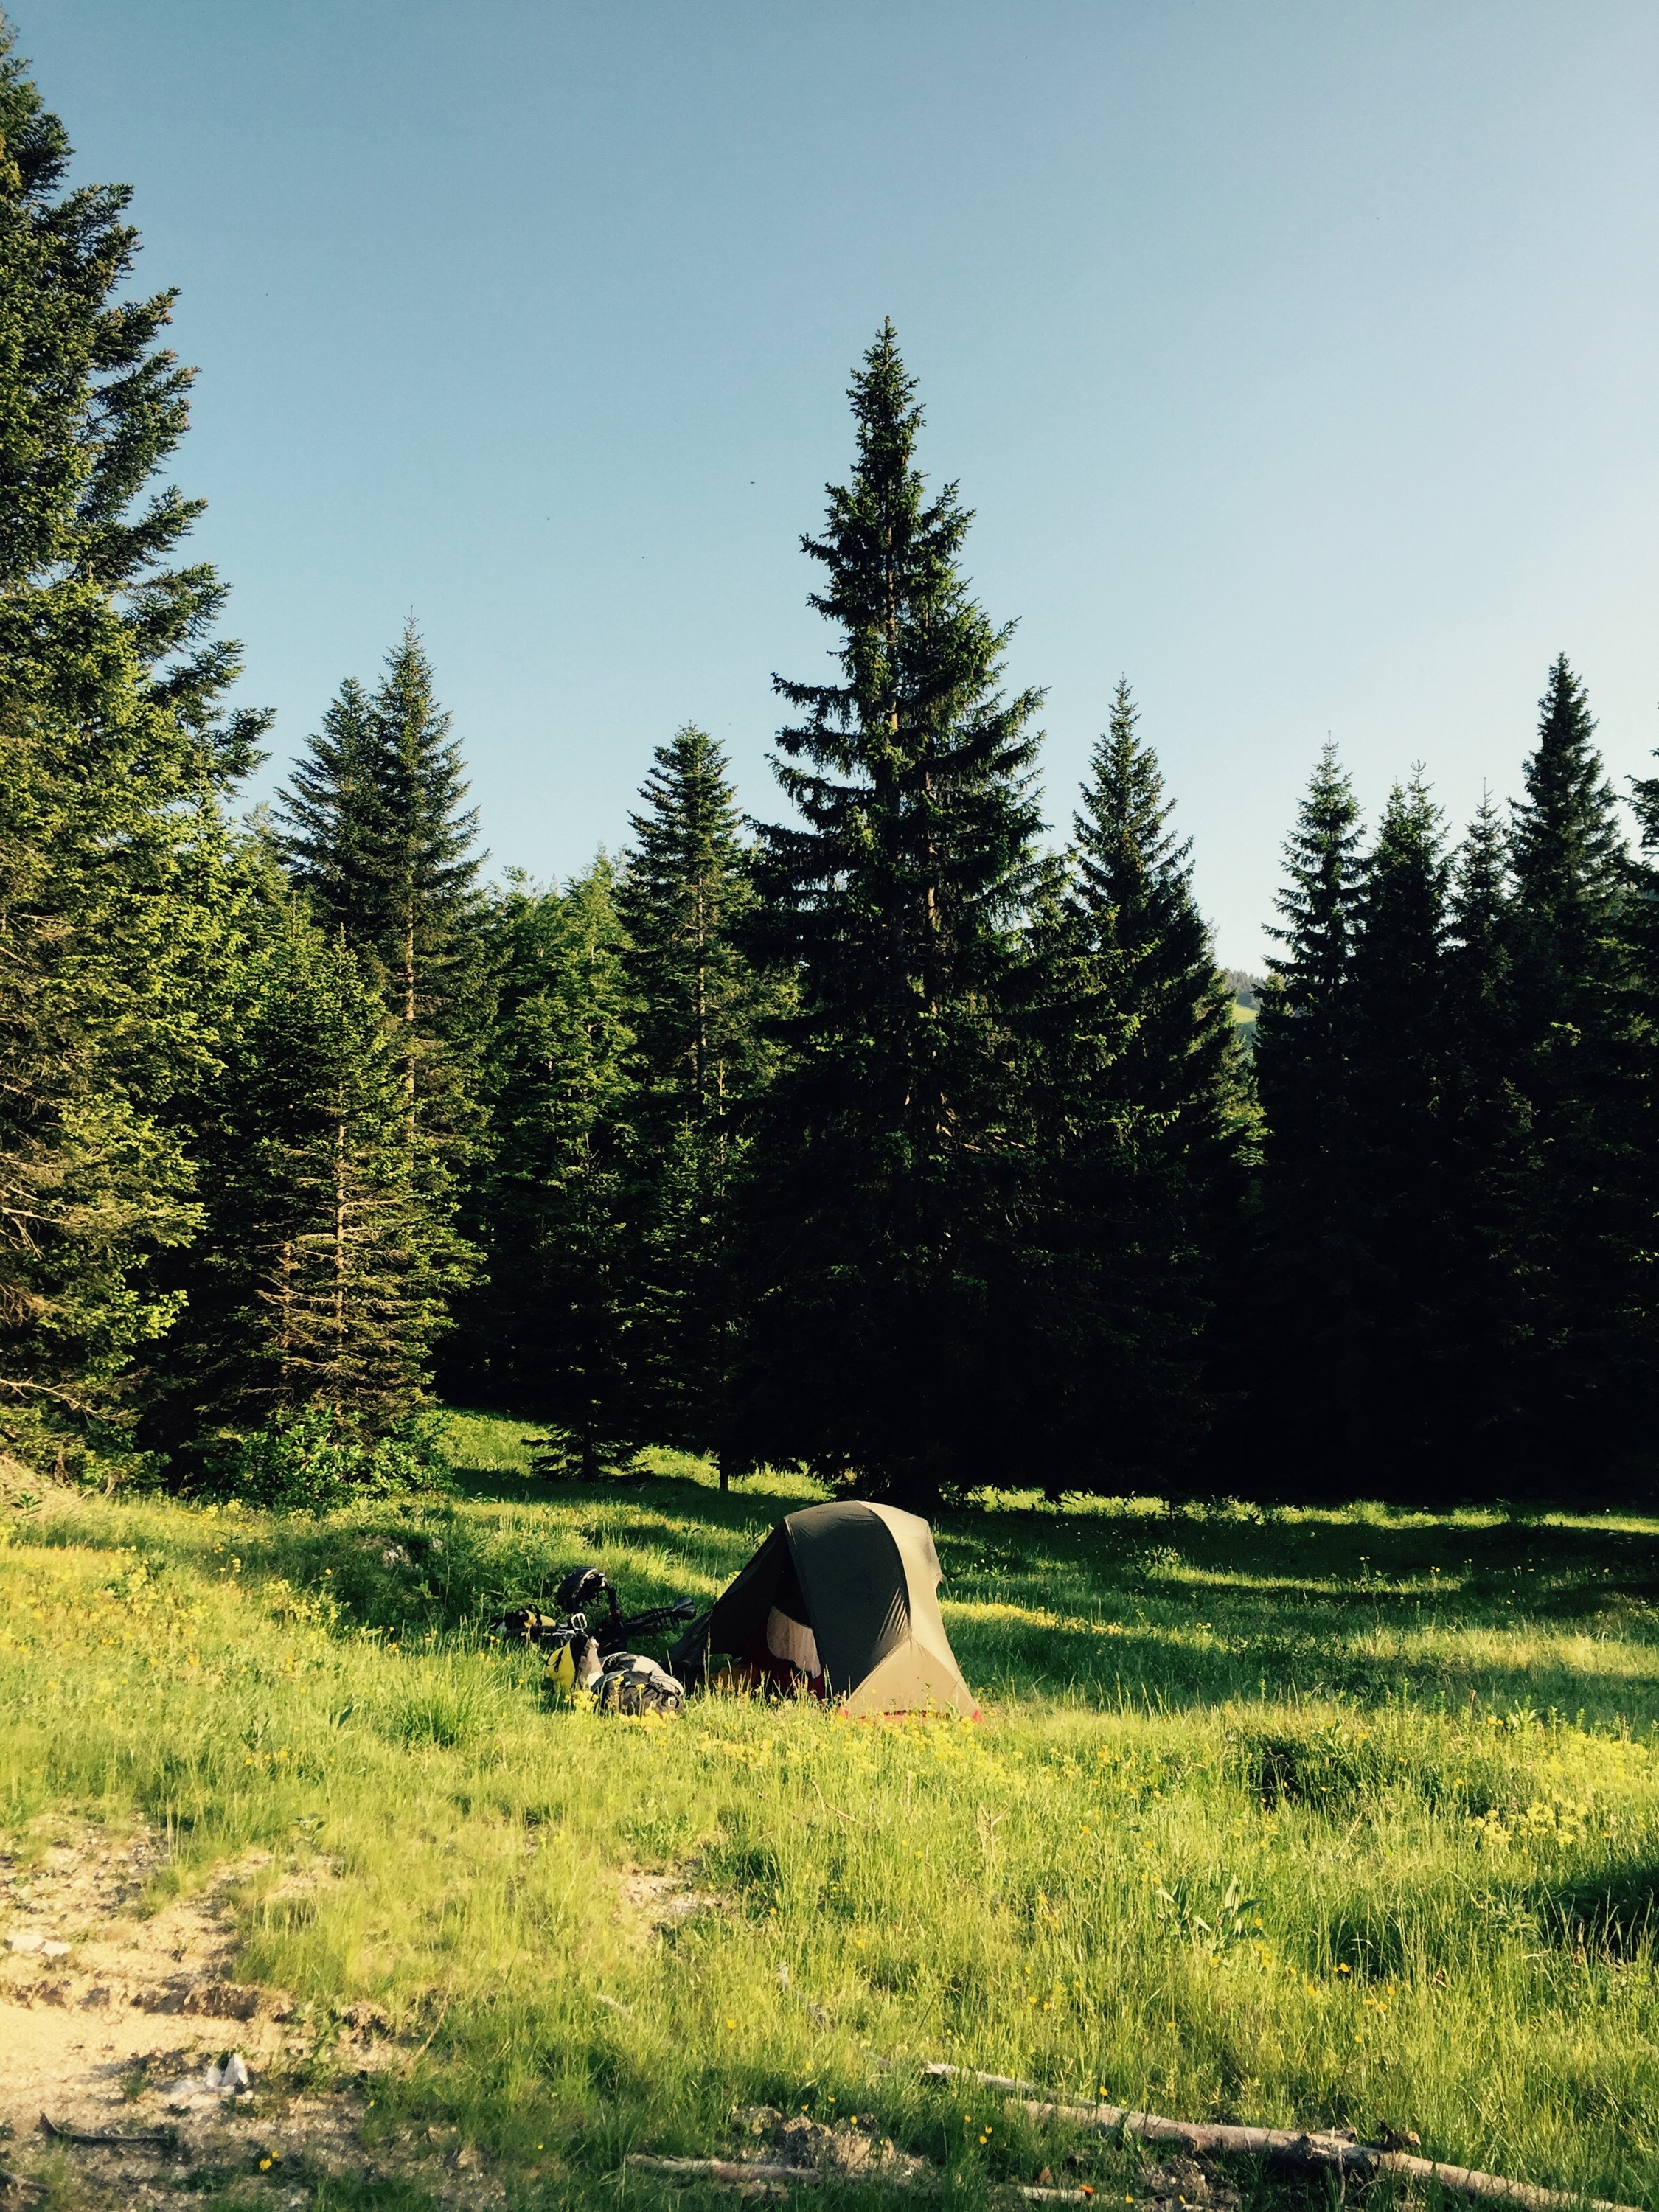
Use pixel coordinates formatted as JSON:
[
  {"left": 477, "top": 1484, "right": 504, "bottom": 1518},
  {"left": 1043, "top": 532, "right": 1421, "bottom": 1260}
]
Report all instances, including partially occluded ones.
[{"left": 4, "top": 29, "right": 1655, "bottom": 1518}]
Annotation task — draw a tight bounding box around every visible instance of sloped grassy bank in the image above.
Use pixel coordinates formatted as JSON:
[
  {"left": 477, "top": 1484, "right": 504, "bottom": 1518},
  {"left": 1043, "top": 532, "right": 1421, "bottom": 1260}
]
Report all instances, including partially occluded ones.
[{"left": 2, "top": 1419, "right": 1658, "bottom": 2208}]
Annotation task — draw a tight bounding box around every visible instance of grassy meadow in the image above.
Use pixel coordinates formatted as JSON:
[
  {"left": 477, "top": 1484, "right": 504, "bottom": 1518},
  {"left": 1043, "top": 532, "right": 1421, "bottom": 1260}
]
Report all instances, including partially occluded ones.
[{"left": 3, "top": 1415, "right": 1658, "bottom": 2210}]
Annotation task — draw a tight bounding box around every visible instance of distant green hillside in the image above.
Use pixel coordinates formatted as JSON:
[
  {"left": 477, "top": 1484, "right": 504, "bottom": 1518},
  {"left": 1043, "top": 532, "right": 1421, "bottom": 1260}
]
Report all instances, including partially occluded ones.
[{"left": 1225, "top": 968, "right": 1263, "bottom": 1048}]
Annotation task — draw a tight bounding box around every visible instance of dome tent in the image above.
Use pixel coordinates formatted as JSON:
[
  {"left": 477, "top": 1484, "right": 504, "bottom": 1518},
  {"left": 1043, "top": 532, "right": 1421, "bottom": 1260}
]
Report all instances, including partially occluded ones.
[{"left": 672, "top": 1501, "right": 975, "bottom": 1717}]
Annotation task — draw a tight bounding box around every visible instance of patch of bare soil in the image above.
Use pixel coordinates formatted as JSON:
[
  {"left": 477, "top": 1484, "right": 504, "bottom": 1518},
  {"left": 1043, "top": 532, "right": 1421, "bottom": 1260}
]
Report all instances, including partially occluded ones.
[
  {"left": 619, "top": 1860, "right": 724, "bottom": 1941},
  {"left": 730, "top": 2104, "right": 933, "bottom": 2186},
  {"left": 0, "top": 1822, "right": 498, "bottom": 2210}
]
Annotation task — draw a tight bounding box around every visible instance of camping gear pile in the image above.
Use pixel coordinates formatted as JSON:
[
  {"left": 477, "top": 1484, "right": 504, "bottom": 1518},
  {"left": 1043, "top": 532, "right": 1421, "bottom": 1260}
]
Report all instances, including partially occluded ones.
[
  {"left": 490, "top": 1568, "right": 695, "bottom": 1712},
  {"left": 492, "top": 1504, "right": 975, "bottom": 1719}
]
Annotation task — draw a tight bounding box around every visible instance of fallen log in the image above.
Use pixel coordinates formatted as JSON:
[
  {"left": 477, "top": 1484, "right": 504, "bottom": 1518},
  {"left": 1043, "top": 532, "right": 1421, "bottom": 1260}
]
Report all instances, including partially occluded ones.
[
  {"left": 627, "top": 2155, "right": 822, "bottom": 2188},
  {"left": 625, "top": 2154, "right": 1088, "bottom": 2202},
  {"left": 925, "top": 2067, "right": 1043, "bottom": 2096},
  {"left": 921, "top": 2067, "right": 1641, "bottom": 2212},
  {"left": 37, "top": 2116, "right": 175, "bottom": 2151}
]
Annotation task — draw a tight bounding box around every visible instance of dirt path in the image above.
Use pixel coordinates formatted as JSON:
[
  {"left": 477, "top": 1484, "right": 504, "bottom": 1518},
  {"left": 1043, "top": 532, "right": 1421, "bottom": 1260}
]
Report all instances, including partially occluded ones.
[{"left": 0, "top": 1823, "right": 495, "bottom": 2209}]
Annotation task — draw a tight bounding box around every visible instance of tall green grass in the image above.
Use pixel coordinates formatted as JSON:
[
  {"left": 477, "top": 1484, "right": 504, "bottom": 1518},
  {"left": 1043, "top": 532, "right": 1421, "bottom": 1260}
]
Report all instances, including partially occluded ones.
[{"left": 2, "top": 1416, "right": 1656, "bottom": 2208}]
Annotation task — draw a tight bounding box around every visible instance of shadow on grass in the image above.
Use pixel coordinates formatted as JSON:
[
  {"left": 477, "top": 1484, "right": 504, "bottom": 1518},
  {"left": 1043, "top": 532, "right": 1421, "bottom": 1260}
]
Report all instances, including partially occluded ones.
[
  {"left": 1534, "top": 1856, "right": 1659, "bottom": 1958},
  {"left": 24, "top": 1436, "right": 1659, "bottom": 1722}
]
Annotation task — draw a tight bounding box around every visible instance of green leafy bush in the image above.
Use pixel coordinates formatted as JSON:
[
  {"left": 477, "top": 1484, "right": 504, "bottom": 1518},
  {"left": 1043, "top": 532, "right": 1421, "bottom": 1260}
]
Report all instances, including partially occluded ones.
[{"left": 209, "top": 1407, "right": 449, "bottom": 1512}]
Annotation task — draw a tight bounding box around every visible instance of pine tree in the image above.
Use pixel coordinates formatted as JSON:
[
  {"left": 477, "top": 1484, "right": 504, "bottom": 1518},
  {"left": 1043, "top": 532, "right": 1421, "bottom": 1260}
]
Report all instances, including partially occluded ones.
[
  {"left": 0, "top": 698, "right": 203, "bottom": 1456},
  {"left": 1626, "top": 734, "right": 1659, "bottom": 1053},
  {"left": 1510, "top": 656, "right": 1625, "bottom": 1001},
  {"left": 1618, "top": 739, "right": 1659, "bottom": 1481},
  {"left": 1349, "top": 770, "right": 1451, "bottom": 1202},
  {"left": 1256, "top": 743, "right": 1364, "bottom": 1140},
  {"left": 452, "top": 864, "right": 640, "bottom": 1470},
  {"left": 737, "top": 323, "right": 1047, "bottom": 1501},
  {"left": 271, "top": 678, "right": 378, "bottom": 943},
  {"left": 1250, "top": 744, "right": 1366, "bottom": 1480},
  {"left": 616, "top": 727, "right": 776, "bottom": 1471},
  {"left": 1036, "top": 681, "right": 1252, "bottom": 1482},
  {"left": 277, "top": 627, "right": 486, "bottom": 1346},
  {"left": 1437, "top": 794, "right": 1532, "bottom": 1470},
  {"left": 278, "top": 626, "right": 485, "bottom": 1098},
  {"left": 1503, "top": 658, "right": 1634, "bottom": 1475},
  {"left": 620, "top": 727, "right": 771, "bottom": 1114},
  {"left": 0, "top": 27, "right": 266, "bottom": 1470},
  {"left": 1343, "top": 771, "right": 1455, "bottom": 1470},
  {"left": 1069, "top": 682, "right": 1251, "bottom": 1182},
  {"left": 0, "top": 28, "right": 268, "bottom": 776},
  {"left": 157, "top": 882, "right": 453, "bottom": 1455},
  {"left": 1447, "top": 793, "right": 1512, "bottom": 1017}
]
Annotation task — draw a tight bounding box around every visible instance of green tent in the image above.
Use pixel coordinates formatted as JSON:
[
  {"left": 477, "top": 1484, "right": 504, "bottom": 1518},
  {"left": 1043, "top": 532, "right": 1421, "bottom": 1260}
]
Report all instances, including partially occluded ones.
[{"left": 673, "top": 1501, "right": 975, "bottom": 1717}]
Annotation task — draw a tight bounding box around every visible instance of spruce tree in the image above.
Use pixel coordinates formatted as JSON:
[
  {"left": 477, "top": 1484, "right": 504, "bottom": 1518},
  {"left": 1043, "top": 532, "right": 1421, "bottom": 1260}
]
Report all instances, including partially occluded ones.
[
  {"left": 1510, "top": 656, "right": 1625, "bottom": 1000},
  {"left": 1503, "top": 658, "right": 1633, "bottom": 1474},
  {"left": 0, "top": 27, "right": 265, "bottom": 1470},
  {"left": 271, "top": 678, "right": 378, "bottom": 944},
  {"left": 1037, "top": 681, "right": 1252, "bottom": 1481},
  {"left": 1437, "top": 795, "right": 1532, "bottom": 1471},
  {"left": 0, "top": 27, "right": 268, "bottom": 775},
  {"left": 452, "top": 864, "right": 640, "bottom": 1470},
  {"left": 1068, "top": 681, "right": 1250, "bottom": 1178},
  {"left": 738, "top": 323, "right": 1046, "bottom": 1501},
  {"left": 1256, "top": 743, "right": 1364, "bottom": 1142},
  {"left": 277, "top": 627, "right": 486, "bottom": 1349},
  {"left": 1250, "top": 744, "right": 1366, "bottom": 1478},
  {"left": 1343, "top": 771, "right": 1455, "bottom": 1470},
  {"left": 1619, "top": 739, "right": 1659, "bottom": 1477},
  {"left": 1626, "top": 731, "right": 1659, "bottom": 1051},
  {"left": 158, "top": 882, "right": 454, "bottom": 1455},
  {"left": 616, "top": 727, "right": 776, "bottom": 1471},
  {"left": 277, "top": 625, "right": 485, "bottom": 1100}
]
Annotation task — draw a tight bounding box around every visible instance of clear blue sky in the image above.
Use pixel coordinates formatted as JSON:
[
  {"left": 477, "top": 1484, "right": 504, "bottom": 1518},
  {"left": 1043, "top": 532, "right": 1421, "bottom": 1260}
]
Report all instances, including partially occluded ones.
[{"left": 18, "top": 1, "right": 1659, "bottom": 965}]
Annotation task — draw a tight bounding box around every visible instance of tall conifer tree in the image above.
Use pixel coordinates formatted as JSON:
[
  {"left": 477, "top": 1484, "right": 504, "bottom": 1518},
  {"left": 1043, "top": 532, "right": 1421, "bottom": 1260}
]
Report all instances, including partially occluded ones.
[
  {"left": 158, "top": 883, "right": 454, "bottom": 1455},
  {"left": 1503, "top": 658, "right": 1633, "bottom": 1472},
  {"left": 278, "top": 625, "right": 484, "bottom": 1096},
  {"left": 1250, "top": 745, "right": 1366, "bottom": 1478},
  {"left": 1510, "top": 656, "right": 1625, "bottom": 1001},
  {"left": 1068, "top": 682, "right": 1250, "bottom": 1181},
  {"left": 738, "top": 323, "right": 1046, "bottom": 1500},
  {"left": 1436, "top": 796, "right": 1532, "bottom": 1470},
  {"left": 1343, "top": 772, "right": 1455, "bottom": 1469},
  {"left": 451, "top": 864, "right": 639, "bottom": 1470},
  {"left": 1036, "top": 681, "right": 1252, "bottom": 1481},
  {"left": 617, "top": 727, "right": 775, "bottom": 1470},
  {"left": 1256, "top": 744, "right": 1363, "bottom": 1144},
  {"left": 277, "top": 627, "right": 485, "bottom": 1349},
  {"left": 271, "top": 678, "right": 378, "bottom": 943},
  {"left": 1616, "top": 737, "right": 1659, "bottom": 1476},
  {"left": 0, "top": 27, "right": 264, "bottom": 1468}
]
